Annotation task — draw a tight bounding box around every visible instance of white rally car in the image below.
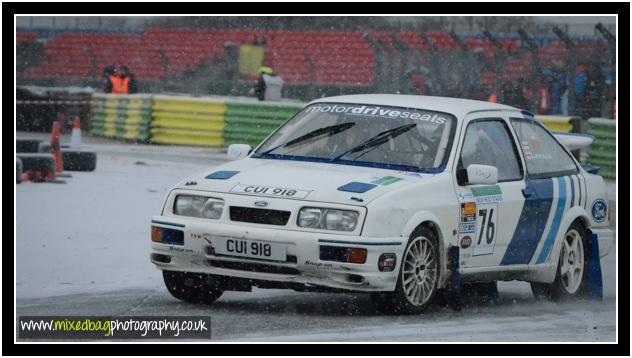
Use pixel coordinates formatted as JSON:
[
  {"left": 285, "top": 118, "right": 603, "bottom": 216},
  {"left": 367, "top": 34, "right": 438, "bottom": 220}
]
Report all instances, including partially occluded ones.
[{"left": 150, "top": 95, "right": 613, "bottom": 314}]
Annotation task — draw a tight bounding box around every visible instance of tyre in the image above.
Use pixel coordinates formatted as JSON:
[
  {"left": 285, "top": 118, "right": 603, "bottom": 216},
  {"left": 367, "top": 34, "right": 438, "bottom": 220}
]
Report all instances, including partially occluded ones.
[
  {"left": 16, "top": 158, "right": 23, "bottom": 183},
  {"left": 61, "top": 149, "right": 97, "bottom": 171},
  {"left": 16, "top": 139, "right": 43, "bottom": 153},
  {"left": 162, "top": 270, "right": 224, "bottom": 304},
  {"left": 15, "top": 153, "right": 56, "bottom": 180},
  {"left": 38, "top": 142, "right": 51, "bottom": 153},
  {"left": 39, "top": 143, "right": 70, "bottom": 153},
  {"left": 530, "top": 221, "right": 588, "bottom": 301},
  {"left": 372, "top": 227, "right": 440, "bottom": 314}
]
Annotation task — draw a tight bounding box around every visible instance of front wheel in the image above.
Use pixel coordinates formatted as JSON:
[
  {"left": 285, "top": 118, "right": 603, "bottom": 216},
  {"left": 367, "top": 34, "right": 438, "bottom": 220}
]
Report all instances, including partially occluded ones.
[
  {"left": 372, "top": 227, "right": 440, "bottom": 314},
  {"left": 531, "top": 222, "right": 588, "bottom": 301},
  {"left": 162, "top": 270, "right": 224, "bottom": 304}
]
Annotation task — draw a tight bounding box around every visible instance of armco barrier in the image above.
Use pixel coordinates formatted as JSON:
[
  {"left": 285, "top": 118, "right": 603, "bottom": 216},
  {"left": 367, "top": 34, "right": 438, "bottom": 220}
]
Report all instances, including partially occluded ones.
[
  {"left": 90, "top": 94, "right": 152, "bottom": 141},
  {"left": 150, "top": 95, "right": 226, "bottom": 147},
  {"left": 535, "top": 115, "right": 581, "bottom": 133},
  {"left": 223, "top": 101, "right": 303, "bottom": 148},
  {"left": 587, "top": 118, "right": 616, "bottom": 179}
]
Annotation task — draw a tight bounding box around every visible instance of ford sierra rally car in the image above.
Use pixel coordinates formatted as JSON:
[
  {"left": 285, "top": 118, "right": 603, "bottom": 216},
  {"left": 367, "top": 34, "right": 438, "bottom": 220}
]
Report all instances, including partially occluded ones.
[{"left": 150, "top": 94, "right": 613, "bottom": 314}]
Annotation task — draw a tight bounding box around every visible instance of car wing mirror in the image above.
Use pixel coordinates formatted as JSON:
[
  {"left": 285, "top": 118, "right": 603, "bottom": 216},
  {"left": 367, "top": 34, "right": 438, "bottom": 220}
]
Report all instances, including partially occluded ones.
[
  {"left": 227, "top": 144, "right": 252, "bottom": 160},
  {"left": 457, "top": 164, "right": 498, "bottom": 186}
]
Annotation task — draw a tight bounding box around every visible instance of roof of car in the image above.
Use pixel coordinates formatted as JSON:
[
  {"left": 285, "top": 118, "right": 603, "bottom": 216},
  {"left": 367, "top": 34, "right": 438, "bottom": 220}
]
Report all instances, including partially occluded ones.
[{"left": 309, "top": 94, "right": 521, "bottom": 119}]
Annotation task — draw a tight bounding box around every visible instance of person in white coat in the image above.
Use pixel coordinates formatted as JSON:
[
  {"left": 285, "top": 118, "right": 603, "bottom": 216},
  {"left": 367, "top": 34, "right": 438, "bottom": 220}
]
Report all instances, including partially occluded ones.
[{"left": 254, "top": 66, "right": 284, "bottom": 101}]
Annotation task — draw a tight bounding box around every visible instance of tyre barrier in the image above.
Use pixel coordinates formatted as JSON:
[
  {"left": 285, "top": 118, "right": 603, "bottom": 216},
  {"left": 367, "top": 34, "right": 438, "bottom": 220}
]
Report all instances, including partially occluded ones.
[
  {"left": 38, "top": 142, "right": 97, "bottom": 172},
  {"left": 535, "top": 115, "right": 581, "bottom": 134},
  {"left": 16, "top": 158, "right": 23, "bottom": 183},
  {"left": 15, "top": 153, "right": 55, "bottom": 181},
  {"left": 88, "top": 93, "right": 305, "bottom": 148},
  {"left": 150, "top": 95, "right": 226, "bottom": 147},
  {"left": 37, "top": 142, "right": 52, "bottom": 153},
  {"left": 91, "top": 93, "right": 152, "bottom": 141},
  {"left": 61, "top": 149, "right": 97, "bottom": 172},
  {"left": 223, "top": 101, "right": 303, "bottom": 148},
  {"left": 536, "top": 115, "right": 588, "bottom": 162},
  {"left": 16, "top": 138, "right": 43, "bottom": 153},
  {"left": 587, "top": 118, "right": 616, "bottom": 179}
]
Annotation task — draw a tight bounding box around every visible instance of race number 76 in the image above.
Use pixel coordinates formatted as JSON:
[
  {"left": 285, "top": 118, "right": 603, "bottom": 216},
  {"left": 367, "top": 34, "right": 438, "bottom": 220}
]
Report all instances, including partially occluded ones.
[{"left": 478, "top": 208, "right": 495, "bottom": 245}]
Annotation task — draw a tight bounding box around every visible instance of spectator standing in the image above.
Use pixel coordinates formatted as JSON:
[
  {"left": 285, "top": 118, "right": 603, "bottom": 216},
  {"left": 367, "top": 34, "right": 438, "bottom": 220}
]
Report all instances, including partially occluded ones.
[
  {"left": 407, "top": 71, "right": 427, "bottom": 95},
  {"left": 571, "top": 64, "right": 588, "bottom": 114},
  {"left": 500, "top": 81, "right": 514, "bottom": 105},
  {"left": 102, "top": 65, "right": 116, "bottom": 93},
  {"left": 535, "top": 77, "right": 552, "bottom": 115},
  {"left": 550, "top": 70, "right": 566, "bottom": 114},
  {"left": 487, "top": 90, "right": 497, "bottom": 103},
  {"left": 254, "top": 66, "right": 284, "bottom": 101},
  {"left": 560, "top": 88, "right": 569, "bottom": 116},
  {"left": 516, "top": 78, "right": 530, "bottom": 109},
  {"left": 580, "top": 64, "right": 605, "bottom": 119},
  {"left": 109, "top": 65, "right": 138, "bottom": 94},
  {"left": 502, "top": 79, "right": 528, "bottom": 109}
]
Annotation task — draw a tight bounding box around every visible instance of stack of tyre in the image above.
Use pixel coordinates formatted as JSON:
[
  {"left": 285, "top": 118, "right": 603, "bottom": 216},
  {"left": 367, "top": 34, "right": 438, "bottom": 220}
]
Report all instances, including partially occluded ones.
[{"left": 16, "top": 138, "right": 97, "bottom": 183}]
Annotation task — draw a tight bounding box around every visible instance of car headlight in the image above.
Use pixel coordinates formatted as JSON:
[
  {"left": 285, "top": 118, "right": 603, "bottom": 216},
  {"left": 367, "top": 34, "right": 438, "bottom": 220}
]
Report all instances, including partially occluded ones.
[
  {"left": 298, "top": 207, "right": 358, "bottom": 231},
  {"left": 174, "top": 195, "right": 224, "bottom": 219}
]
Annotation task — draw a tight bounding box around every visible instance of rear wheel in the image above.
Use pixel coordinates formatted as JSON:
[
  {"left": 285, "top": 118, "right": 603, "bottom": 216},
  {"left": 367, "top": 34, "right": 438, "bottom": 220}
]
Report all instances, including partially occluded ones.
[
  {"left": 162, "top": 270, "right": 224, "bottom": 304},
  {"left": 531, "top": 222, "right": 588, "bottom": 301},
  {"left": 372, "top": 227, "right": 440, "bottom": 314}
]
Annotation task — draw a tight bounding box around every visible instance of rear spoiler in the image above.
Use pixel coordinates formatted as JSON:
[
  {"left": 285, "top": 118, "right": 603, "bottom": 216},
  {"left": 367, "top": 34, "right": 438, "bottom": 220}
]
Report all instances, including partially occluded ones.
[{"left": 552, "top": 132, "right": 595, "bottom": 151}]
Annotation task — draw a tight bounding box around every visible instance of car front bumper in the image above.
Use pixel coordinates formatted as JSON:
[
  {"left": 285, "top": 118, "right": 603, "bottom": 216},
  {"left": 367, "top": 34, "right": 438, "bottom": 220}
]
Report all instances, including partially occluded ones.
[{"left": 150, "top": 216, "right": 407, "bottom": 292}]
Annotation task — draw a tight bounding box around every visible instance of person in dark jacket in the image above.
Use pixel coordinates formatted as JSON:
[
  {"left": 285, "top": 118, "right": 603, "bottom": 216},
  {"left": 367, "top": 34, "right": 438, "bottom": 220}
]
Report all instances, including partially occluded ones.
[
  {"left": 116, "top": 65, "right": 138, "bottom": 94},
  {"left": 579, "top": 64, "right": 604, "bottom": 118},
  {"left": 102, "top": 65, "right": 116, "bottom": 93}
]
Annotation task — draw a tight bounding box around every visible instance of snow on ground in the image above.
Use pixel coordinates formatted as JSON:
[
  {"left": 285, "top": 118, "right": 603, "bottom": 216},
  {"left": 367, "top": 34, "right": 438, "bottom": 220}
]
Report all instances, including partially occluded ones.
[
  {"left": 16, "top": 141, "right": 221, "bottom": 298},
  {"left": 15, "top": 135, "right": 617, "bottom": 342}
]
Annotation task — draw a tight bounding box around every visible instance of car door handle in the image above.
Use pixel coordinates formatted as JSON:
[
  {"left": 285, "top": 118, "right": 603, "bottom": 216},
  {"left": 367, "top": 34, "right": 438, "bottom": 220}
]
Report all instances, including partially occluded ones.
[{"left": 522, "top": 188, "right": 535, "bottom": 198}]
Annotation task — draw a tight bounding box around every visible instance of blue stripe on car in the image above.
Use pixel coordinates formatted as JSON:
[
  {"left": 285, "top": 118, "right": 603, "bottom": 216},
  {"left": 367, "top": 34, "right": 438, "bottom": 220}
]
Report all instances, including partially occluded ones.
[
  {"left": 500, "top": 110, "right": 554, "bottom": 265},
  {"left": 536, "top": 177, "right": 567, "bottom": 264},
  {"left": 500, "top": 178, "right": 554, "bottom": 265},
  {"left": 577, "top": 174, "right": 582, "bottom": 207}
]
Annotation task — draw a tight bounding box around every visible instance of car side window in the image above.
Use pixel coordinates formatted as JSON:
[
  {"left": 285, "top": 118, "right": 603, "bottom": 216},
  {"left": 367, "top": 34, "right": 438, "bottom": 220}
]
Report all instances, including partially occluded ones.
[
  {"left": 459, "top": 119, "right": 523, "bottom": 182},
  {"left": 510, "top": 118, "right": 579, "bottom": 178}
]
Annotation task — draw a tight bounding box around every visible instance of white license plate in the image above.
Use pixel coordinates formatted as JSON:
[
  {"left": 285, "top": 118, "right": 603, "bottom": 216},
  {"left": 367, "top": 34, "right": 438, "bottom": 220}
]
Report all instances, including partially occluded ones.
[
  {"left": 229, "top": 184, "right": 310, "bottom": 199},
  {"left": 213, "top": 237, "right": 287, "bottom": 262}
]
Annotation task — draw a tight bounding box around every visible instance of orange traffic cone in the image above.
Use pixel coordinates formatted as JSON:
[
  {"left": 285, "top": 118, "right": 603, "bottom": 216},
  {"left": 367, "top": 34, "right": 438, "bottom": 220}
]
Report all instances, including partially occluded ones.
[
  {"left": 70, "top": 116, "right": 82, "bottom": 148},
  {"left": 49, "top": 121, "right": 63, "bottom": 178}
]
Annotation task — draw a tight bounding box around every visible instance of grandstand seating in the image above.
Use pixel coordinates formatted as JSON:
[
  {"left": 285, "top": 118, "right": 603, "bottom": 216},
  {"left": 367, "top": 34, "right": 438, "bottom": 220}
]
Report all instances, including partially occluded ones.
[
  {"left": 16, "top": 32, "right": 38, "bottom": 43},
  {"left": 265, "top": 31, "right": 374, "bottom": 86},
  {"left": 18, "top": 29, "right": 609, "bottom": 88}
]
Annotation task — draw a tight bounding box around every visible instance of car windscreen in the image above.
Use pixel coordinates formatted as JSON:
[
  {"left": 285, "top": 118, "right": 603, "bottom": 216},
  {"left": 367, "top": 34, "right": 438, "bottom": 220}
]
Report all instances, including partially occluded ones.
[{"left": 253, "top": 102, "right": 456, "bottom": 172}]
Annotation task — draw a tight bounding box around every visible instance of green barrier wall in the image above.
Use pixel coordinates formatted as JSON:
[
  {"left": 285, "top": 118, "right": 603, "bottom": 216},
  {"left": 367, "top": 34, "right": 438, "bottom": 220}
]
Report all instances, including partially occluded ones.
[
  {"left": 587, "top": 118, "right": 616, "bottom": 178},
  {"left": 90, "top": 94, "right": 152, "bottom": 141},
  {"left": 535, "top": 115, "right": 579, "bottom": 133},
  {"left": 223, "top": 102, "right": 303, "bottom": 148},
  {"left": 151, "top": 95, "right": 227, "bottom": 147}
]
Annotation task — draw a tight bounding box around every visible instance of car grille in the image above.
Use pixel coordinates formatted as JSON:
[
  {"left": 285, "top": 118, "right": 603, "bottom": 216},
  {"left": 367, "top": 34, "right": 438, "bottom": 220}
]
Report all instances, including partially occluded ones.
[
  {"left": 208, "top": 259, "right": 299, "bottom": 275},
  {"left": 229, "top": 206, "right": 291, "bottom": 226}
]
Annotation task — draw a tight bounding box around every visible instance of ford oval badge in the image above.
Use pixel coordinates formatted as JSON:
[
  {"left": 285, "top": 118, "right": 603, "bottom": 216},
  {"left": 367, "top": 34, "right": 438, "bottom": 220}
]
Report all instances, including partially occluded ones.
[{"left": 254, "top": 201, "right": 269, "bottom": 208}]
